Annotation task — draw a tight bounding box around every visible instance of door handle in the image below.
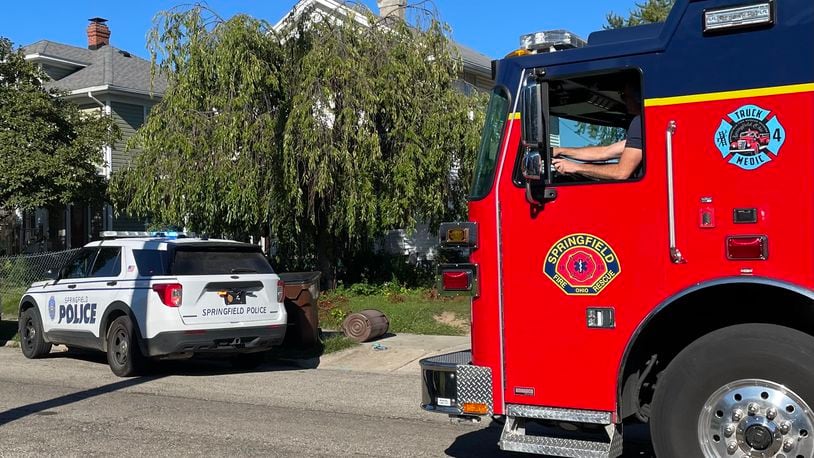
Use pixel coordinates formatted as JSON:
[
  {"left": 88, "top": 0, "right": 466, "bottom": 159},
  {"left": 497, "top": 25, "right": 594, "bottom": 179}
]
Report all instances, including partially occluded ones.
[
  {"left": 107, "top": 281, "right": 117, "bottom": 286},
  {"left": 67, "top": 284, "right": 77, "bottom": 289},
  {"left": 665, "top": 120, "right": 686, "bottom": 264}
]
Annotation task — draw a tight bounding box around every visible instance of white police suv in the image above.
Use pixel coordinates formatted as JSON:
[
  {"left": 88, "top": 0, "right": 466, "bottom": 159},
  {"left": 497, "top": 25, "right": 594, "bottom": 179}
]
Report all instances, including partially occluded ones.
[{"left": 18, "top": 232, "right": 287, "bottom": 376}]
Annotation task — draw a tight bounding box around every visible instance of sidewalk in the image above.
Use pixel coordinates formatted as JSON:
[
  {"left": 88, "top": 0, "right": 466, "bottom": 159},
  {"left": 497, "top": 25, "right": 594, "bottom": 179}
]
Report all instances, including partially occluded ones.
[{"left": 317, "top": 333, "right": 470, "bottom": 375}]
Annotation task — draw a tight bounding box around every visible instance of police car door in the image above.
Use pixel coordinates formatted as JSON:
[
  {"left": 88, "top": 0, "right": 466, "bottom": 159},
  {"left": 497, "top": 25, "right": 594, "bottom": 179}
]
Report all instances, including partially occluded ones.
[
  {"left": 45, "top": 247, "right": 123, "bottom": 345},
  {"left": 498, "top": 68, "right": 661, "bottom": 413},
  {"left": 42, "top": 247, "right": 98, "bottom": 337}
]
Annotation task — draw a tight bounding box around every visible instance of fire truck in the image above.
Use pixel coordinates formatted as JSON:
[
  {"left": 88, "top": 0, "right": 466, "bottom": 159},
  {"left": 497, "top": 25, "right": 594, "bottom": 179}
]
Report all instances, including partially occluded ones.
[{"left": 421, "top": 1, "right": 814, "bottom": 457}]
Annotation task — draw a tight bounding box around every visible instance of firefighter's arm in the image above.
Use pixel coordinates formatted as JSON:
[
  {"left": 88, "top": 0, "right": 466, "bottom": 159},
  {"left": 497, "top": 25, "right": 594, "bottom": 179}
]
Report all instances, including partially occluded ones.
[
  {"left": 553, "top": 140, "right": 626, "bottom": 161},
  {"left": 553, "top": 146, "right": 642, "bottom": 180}
]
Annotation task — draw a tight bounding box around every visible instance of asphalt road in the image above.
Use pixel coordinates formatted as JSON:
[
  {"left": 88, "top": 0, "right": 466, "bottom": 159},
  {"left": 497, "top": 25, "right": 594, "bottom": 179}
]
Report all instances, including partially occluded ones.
[{"left": 0, "top": 347, "right": 655, "bottom": 457}]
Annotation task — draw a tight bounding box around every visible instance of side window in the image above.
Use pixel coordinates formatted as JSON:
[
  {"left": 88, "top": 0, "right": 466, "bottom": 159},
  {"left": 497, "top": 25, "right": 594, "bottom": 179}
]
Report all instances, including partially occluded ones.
[
  {"left": 62, "top": 248, "right": 99, "bottom": 279},
  {"left": 132, "top": 249, "right": 170, "bottom": 276},
  {"left": 90, "top": 247, "right": 122, "bottom": 277},
  {"left": 520, "top": 69, "right": 644, "bottom": 185}
]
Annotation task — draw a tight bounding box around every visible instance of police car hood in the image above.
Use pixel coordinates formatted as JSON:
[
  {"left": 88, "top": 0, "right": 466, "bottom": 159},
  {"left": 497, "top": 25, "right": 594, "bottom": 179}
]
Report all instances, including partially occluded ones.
[{"left": 28, "top": 280, "right": 52, "bottom": 289}]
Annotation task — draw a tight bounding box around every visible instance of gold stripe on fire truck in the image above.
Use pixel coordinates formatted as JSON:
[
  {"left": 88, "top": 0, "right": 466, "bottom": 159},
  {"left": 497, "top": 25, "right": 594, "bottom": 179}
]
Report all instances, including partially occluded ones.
[
  {"left": 508, "top": 112, "right": 521, "bottom": 120},
  {"left": 644, "top": 82, "right": 814, "bottom": 108}
]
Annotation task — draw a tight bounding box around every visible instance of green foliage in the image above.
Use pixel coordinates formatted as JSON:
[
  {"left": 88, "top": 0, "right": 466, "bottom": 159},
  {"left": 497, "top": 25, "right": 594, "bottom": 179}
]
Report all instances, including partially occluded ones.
[
  {"left": 329, "top": 307, "right": 349, "bottom": 323},
  {"left": 109, "top": 4, "right": 486, "bottom": 284},
  {"left": 321, "top": 334, "right": 358, "bottom": 354},
  {"left": 318, "top": 287, "right": 470, "bottom": 335},
  {"left": 1, "top": 286, "right": 26, "bottom": 318},
  {"left": 0, "top": 37, "right": 118, "bottom": 211},
  {"left": 606, "top": 0, "right": 675, "bottom": 29}
]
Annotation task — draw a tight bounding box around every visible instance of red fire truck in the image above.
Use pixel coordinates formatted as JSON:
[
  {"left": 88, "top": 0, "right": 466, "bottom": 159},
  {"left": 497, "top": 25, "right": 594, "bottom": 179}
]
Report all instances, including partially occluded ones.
[{"left": 421, "top": 1, "right": 814, "bottom": 457}]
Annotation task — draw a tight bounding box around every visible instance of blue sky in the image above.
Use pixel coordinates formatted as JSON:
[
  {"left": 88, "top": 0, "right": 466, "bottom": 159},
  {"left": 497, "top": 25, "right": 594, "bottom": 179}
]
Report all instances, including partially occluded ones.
[{"left": 2, "top": 0, "right": 641, "bottom": 59}]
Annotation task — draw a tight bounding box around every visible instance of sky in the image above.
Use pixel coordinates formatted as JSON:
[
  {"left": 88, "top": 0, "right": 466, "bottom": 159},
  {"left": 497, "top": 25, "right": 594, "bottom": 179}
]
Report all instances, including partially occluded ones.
[{"left": 1, "top": 0, "right": 642, "bottom": 60}]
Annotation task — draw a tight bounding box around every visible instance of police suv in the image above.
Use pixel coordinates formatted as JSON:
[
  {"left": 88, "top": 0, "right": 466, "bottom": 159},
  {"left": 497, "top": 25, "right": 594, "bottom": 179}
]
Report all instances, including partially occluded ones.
[{"left": 17, "top": 232, "right": 287, "bottom": 376}]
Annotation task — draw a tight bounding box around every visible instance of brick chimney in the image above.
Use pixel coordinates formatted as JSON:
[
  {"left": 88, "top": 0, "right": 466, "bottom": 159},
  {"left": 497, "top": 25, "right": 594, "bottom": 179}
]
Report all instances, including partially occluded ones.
[
  {"left": 87, "top": 17, "right": 110, "bottom": 50},
  {"left": 377, "top": 0, "right": 406, "bottom": 20}
]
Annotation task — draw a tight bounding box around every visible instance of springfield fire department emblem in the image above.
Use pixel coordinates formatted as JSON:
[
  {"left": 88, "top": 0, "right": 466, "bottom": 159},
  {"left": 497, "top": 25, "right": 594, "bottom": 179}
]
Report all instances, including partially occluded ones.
[
  {"left": 715, "top": 104, "right": 785, "bottom": 170},
  {"left": 544, "top": 234, "right": 621, "bottom": 296}
]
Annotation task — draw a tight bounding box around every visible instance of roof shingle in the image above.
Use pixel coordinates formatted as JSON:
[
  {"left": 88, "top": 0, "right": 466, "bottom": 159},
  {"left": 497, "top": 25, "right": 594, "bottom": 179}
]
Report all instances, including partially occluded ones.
[{"left": 22, "top": 40, "right": 167, "bottom": 95}]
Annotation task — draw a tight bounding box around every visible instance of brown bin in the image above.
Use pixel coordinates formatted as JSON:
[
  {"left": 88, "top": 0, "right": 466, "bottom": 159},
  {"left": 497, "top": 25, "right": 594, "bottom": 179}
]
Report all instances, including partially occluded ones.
[
  {"left": 341, "top": 309, "right": 390, "bottom": 343},
  {"left": 279, "top": 272, "right": 321, "bottom": 347}
]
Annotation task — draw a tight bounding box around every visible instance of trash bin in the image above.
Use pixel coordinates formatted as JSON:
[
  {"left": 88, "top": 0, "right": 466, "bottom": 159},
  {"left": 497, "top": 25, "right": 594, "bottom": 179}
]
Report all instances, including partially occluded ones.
[
  {"left": 278, "top": 271, "right": 321, "bottom": 347},
  {"left": 341, "top": 309, "right": 390, "bottom": 343}
]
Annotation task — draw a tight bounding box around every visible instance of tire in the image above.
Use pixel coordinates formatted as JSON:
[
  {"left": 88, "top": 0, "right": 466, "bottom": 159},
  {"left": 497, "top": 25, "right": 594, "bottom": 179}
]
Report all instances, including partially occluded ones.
[
  {"left": 230, "top": 352, "right": 266, "bottom": 370},
  {"left": 106, "top": 315, "right": 147, "bottom": 377},
  {"left": 19, "top": 307, "right": 52, "bottom": 359},
  {"left": 651, "top": 324, "right": 814, "bottom": 458}
]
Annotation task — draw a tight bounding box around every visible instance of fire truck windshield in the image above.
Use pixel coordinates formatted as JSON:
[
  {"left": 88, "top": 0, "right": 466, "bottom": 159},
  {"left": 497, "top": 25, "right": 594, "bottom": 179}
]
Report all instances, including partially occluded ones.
[{"left": 470, "top": 87, "right": 510, "bottom": 199}]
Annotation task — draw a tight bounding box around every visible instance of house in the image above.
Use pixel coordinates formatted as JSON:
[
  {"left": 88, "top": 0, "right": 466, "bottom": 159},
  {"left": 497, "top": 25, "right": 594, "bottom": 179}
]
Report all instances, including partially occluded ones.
[
  {"left": 15, "top": 18, "right": 167, "bottom": 252},
  {"left": 273, "top": 0, "right": 495, "bottom": 262},
  {"left": 274, "top": 0, "right": 494, "bottom": 93}
]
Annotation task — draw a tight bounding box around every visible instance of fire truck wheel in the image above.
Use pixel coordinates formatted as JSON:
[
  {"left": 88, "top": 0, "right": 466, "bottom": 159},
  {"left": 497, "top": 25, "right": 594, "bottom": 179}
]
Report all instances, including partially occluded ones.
[{"left": 650, "top": 323, "right": 814, "bottom": 458}]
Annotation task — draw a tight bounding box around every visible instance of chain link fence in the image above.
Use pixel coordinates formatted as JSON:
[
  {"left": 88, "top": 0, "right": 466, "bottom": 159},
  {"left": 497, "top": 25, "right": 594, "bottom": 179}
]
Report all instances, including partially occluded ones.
[{"left": 0, "top": 249, "right": 79, "bottom": 319}]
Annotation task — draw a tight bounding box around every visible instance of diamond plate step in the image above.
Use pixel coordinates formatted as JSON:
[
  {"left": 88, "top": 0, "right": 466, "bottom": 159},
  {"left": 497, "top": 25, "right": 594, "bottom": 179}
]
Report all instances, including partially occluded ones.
[{"left": 499, "top": 416, "right": 622, "bottom": 458}]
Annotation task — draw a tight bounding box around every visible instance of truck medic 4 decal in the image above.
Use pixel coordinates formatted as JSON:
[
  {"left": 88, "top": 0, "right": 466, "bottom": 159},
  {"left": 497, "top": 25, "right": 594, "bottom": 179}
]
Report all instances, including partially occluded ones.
[
  {"left": 543, "top": 234, "right": 621, "bottom": 296},
  {"left": 715, "top": 104, "right": 786, "bottom": 170}
]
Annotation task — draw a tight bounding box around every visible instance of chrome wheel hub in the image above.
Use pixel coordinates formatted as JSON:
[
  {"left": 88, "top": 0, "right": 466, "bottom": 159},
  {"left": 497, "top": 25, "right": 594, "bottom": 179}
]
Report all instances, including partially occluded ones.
[{"left": 699, "top": 379, "right": 813, "bottom": 457}]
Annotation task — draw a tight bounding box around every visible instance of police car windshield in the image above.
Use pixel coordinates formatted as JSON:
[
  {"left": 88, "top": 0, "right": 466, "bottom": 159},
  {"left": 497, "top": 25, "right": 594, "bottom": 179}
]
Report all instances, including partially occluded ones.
[{"left": 133, "top": 245, "right": 274, "bottom": 276}]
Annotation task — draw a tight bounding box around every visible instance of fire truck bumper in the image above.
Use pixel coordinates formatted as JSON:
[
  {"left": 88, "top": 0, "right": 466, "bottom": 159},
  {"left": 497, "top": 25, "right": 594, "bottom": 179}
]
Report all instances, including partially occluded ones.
[{"left": 420, "top": 350, "right": 493, "bottom": 416}]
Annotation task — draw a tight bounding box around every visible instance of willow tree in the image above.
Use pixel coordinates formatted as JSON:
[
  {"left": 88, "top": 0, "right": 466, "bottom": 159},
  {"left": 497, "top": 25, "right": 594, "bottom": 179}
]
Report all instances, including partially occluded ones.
[{"left": 109, "top": 4, "right": 485, "bottom": 285}]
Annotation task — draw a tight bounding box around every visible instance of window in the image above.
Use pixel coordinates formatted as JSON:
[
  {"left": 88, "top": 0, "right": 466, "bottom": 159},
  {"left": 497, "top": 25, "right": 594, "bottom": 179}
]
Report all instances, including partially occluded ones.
[
  {"left": 62, "top": 248, "right": 98, "bottom": 279},
  {"left": 520, "top": 69, "right": 644, "bottom": 185},
  {"left": 470, "top": 87, "right": 511, "bottom": 200},
  {"left": 132, "top": 246, "right": 274, "bottom": 276},
  {"left": 133, "top": 249, "right": 170, "bottom": 276},
  {"left": 90, "top": 247, "right": 122, "bottom": 277},
  {"left": 170, "top": 247, "right": 274, "bottom": 276}
]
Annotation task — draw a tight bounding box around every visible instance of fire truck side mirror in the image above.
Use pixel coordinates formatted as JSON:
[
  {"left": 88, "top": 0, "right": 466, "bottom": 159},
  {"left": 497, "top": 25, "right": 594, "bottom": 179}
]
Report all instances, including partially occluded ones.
[
  {"left": 520, "top": 77, "right": 555, "bottom": 205},
  {"left": 521, "top": 83, "right": 544, "bottom": 148},
  {"left": 521, "top": 149, "right": 543, "bottom": 181},
  {"left": 522, "top": 151, "right": 554, "bottom": 205}
]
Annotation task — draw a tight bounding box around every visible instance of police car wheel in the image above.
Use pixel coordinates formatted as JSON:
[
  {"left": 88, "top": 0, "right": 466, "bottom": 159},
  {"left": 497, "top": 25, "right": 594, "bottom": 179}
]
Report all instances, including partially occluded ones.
[
  {"left": 650, "top": 324, "right": 814, "bottom": 458},
  {"left": 106, "top": 316, "right": 146, "bottom": 377},
  {"left": 19, "top": 307, "right": 52, "bottom": 359}
]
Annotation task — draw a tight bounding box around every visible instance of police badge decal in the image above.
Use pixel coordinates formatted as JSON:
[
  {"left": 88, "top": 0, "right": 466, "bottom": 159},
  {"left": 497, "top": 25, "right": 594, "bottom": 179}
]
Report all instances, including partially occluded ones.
[
  {"left": 48, "top": 296, "right": 56, "bottom": 321},
  {"left": 715, "top": 104, "right": 786, "bottom": 171}
]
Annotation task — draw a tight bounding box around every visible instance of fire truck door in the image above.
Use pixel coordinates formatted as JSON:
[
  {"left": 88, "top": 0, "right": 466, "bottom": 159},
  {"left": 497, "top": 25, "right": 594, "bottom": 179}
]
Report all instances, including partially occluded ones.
[{"left": 497, "top": 70, "right": 665, "bottom": 412}]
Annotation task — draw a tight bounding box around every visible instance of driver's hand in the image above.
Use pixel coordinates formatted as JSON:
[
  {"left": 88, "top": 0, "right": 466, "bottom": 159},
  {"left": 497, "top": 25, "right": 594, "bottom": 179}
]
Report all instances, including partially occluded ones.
[
  {"left": 552, "top": 158, "right": 580, "bottom": 175},
  {"left": 552, "top": 147, "right": 563, "bottom": 157}
]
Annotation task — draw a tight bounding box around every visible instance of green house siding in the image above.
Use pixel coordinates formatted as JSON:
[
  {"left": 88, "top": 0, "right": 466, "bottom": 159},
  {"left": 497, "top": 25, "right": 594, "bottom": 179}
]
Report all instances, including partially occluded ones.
[{"left": 111, "top": 101, "right": 145, "bottom": 173}]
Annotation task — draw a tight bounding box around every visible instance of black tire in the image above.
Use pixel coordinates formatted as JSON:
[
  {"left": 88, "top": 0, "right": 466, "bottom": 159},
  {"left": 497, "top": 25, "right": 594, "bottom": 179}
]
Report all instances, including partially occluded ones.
[
  {"left": 106, "top": 315, "right": 147, "bottom": 377},
  {"left": 651, "top": 324, "right": 814, "bottom": 458},
  {"left": 19, "top": 307, "right": 52, "bottom": 358},
  {"left": 230, "top": 351, "right": 266, "bottom": 370}
]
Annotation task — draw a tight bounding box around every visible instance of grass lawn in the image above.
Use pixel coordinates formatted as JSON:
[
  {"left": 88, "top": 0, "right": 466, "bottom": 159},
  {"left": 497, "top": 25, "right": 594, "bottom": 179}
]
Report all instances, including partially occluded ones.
[
  {"left": 318, "top": 286, "right": 471, "bottom": 336},
  {"left": 1, "top": 286, "right": 25, "bottom": 319}
]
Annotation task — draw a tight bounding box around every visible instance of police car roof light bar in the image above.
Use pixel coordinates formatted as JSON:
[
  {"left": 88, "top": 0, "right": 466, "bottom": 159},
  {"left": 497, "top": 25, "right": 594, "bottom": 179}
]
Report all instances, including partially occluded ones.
[{"left": 99, "top": 231, "right": 195, "bottom": 239}]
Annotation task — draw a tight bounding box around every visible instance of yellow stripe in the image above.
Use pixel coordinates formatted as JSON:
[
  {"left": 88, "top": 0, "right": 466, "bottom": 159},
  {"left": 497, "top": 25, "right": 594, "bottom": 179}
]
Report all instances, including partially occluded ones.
[
  {"left": 508, "top": 112, "right": 521, "bottom": 120},
  {"left": 644, "top": 83, "right": 814, "bottom": 107}
]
